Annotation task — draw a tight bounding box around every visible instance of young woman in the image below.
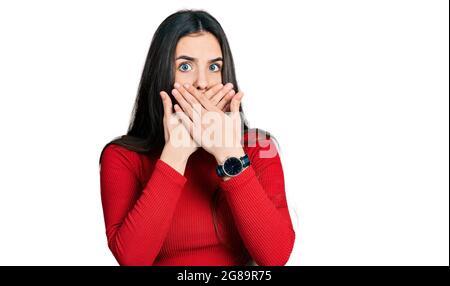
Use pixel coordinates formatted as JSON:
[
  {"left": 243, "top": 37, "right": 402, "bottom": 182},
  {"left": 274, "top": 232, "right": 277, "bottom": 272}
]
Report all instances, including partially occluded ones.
[{"left": 99, "top": 9, "right": 295, "bottom": 266}]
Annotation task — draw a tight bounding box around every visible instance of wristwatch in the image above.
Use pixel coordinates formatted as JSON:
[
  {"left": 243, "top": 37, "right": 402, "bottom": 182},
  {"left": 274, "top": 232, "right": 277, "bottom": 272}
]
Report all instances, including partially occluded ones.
[{"left": 216, "top": 154, "right": 251, "bottom": 178}]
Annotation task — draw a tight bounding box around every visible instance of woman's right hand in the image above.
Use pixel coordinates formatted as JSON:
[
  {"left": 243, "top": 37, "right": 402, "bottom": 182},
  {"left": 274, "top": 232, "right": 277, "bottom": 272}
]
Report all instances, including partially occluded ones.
[{"left": 160, "top": 90, "right": 199, "bottom": 161}]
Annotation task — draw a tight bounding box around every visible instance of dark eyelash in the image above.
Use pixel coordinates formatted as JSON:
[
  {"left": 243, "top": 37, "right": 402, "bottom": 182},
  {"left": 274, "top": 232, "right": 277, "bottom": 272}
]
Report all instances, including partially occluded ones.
[
  {"left": 211, "top": 63, "right": 222, "bottom": 70},
  {"left": 178, "top": 61, "right": 191, "bottom": 68}
]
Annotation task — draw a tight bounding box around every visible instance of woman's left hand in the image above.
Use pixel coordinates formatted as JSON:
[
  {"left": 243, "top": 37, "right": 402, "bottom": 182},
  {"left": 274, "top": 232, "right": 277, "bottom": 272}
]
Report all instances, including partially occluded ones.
[{"left": 171, "top": 82, "right": 246, "bottom": 164}]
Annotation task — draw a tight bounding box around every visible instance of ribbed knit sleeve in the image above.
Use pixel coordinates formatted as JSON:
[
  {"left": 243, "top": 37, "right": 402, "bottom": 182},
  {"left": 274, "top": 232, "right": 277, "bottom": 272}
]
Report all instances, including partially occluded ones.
[
  {"left": 219, "top": 137, "right": 295, "bottom": 266},
  {"left": 100, "top": 144, "right": 187, "bottom": 266}
]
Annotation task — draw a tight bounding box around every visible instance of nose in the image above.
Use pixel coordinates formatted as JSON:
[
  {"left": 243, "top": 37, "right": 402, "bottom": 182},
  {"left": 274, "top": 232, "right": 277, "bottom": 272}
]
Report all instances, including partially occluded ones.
[{"left": 193, "top": 69, "right": 208, "bottom": 92}]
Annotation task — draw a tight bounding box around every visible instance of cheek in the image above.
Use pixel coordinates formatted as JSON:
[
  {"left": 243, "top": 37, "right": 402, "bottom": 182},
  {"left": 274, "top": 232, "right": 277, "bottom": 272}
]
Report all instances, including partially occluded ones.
[
  {"left": 174, "top": 71, "right": 195, "bottom": 85},
  {"left": 209, "top": 72, "right": 222, "bottom": 85}
]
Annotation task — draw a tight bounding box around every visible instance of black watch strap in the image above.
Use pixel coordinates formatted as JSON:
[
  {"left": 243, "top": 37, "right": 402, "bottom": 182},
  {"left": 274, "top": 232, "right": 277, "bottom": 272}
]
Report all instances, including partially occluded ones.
[{"left": 216, "top": 154, "right": 250, "bottom": 177}]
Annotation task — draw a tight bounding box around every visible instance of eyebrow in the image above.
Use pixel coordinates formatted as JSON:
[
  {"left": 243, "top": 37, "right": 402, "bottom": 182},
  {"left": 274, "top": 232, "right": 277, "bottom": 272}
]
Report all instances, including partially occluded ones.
[{"left": 175, "top": 55, "right": 223, "bottom": 63}]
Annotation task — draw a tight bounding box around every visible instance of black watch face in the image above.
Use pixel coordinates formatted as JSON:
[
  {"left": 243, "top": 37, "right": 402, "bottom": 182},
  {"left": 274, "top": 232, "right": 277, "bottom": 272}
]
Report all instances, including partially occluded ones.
[{"left": 223, "top": 157, "right": 243, "bottom": 176}]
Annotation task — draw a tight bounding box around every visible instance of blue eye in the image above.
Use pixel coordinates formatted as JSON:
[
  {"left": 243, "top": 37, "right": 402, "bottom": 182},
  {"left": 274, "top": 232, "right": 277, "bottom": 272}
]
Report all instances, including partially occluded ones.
[
  {"left": 209, "top": 63, "right": 221, "bottom": 72},
  {"left": 178, "top": 63, "right": 192, "bottom": 72}
]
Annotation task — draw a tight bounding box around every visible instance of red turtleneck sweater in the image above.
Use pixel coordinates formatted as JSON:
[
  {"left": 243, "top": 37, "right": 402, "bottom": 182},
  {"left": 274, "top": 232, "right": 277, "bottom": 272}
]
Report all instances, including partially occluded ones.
[{"left": 99, "top": 131, "right": 295, "bottom": 266}]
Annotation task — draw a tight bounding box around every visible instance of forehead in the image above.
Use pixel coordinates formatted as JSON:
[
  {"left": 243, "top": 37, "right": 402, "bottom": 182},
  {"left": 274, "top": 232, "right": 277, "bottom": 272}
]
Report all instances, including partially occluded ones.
[{"left": 175, "top": 32, "right": 222, "bottom": 59}]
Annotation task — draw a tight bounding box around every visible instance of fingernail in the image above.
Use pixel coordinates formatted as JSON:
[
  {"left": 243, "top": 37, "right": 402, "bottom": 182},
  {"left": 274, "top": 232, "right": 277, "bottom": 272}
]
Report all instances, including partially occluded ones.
[
  {"left": 183, "top": 83, "right": 190, "bottom": 89},
  {"left": 174, "top": 82, "right": 180, "bottom": 88},
  {"left": 160, "top": 92, "right": 165, "bottom": 99}
]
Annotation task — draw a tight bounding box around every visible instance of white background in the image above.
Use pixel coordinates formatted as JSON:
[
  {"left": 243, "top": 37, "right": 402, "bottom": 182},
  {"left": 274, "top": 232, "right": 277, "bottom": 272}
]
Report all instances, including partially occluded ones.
[{"left": 0, "top": 0, "right": 448, "bottom": 266}]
